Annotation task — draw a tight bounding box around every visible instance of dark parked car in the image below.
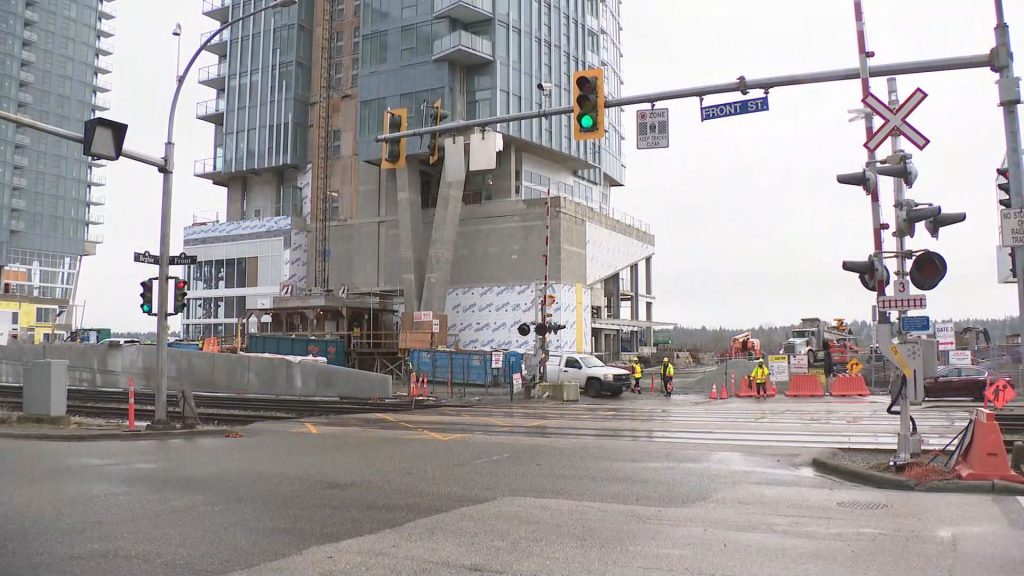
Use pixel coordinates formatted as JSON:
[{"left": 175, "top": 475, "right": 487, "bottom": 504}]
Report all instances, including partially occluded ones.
[{"left": 923, "top": 365, "right": 1014, "bottom": 400}]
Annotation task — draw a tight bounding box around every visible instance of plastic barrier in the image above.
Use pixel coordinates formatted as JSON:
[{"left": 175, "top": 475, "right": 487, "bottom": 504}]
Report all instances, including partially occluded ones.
[
  {"left": 736, "top": 376, "right": 776, "bottom": 398},
  {"left": 953, "top": 409, "right": 1024, "bottom": 483},
  {"left": 785, "top": 374, "right": 825, "bottom": 397},
  {"left": 829, "top": 374, "right": 871, "bottom": 397}
]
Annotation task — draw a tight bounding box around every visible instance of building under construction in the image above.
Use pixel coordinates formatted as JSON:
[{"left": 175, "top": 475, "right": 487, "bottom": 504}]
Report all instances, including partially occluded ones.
[{"left": 183, "top": 0, "right": 658, "bottom": 369}]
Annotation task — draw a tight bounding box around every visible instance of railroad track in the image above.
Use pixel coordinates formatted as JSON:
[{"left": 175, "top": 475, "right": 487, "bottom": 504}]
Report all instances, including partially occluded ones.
[
  {"left": 994, "top": 411, "right": 1024, "bottom": 450},
  {"left": 0, "top": 384, "right": 443, "bottom": 425}
]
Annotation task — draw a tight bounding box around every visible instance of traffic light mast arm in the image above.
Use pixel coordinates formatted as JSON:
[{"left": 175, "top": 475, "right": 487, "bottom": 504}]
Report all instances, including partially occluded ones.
[{"left": 376, "top": 53, "right": 991, "bottom": 142}]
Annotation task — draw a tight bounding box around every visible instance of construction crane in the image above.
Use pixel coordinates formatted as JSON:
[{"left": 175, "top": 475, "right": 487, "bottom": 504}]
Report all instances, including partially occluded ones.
[{"left": 310, "top": 0, "right": 332, "bottom": 293}]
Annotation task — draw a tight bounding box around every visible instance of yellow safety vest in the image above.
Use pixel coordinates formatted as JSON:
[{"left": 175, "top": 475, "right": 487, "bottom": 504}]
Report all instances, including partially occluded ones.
[
  {"left": 751, "top": 365, "right": 769, "bottom": 384},
  {"left": 632, "top": 362, "right": 643, "bottom": 378},
  {"left": 662, "top": 363, "right": 674, "bottom": 378}
]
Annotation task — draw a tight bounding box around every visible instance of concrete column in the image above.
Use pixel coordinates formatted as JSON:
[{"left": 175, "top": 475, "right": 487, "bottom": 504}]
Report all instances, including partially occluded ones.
[
  {"left": 394, "top": 158, "right": 425, "bottom": 313},
  {"left": 420, "top": 137, "right": 467, "bottom": 313},
  {"left": 630, "top": 263, "right": 640, "bottom": 321},
  {"left": 645, "top": 256, "right": 653, "bottom": 296}
]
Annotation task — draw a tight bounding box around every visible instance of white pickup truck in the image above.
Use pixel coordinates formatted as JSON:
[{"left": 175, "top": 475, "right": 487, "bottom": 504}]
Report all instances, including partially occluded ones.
[{"left": 546, "top": 353, "right": 632, "bottom": 397}]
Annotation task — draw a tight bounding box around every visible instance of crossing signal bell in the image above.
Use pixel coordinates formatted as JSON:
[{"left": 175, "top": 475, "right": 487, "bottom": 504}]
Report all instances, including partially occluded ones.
[
  {"left": 171, "top": 278, "right": 188, "bottom": 316},
  {"left": 381, "top": 108, "right": 407, "bottom": 169},
  {"left": 428, "top": 99, "right": 449, "bottom": 165},
  {"left": 572, "top": 68, "right": 605, "bottom": 141},
  {"left": 139, "top": 279, "right": 155, "bottom": 316}
]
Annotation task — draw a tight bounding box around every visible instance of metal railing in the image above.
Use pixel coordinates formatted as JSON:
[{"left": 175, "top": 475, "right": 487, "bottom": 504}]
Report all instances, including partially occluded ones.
[
  {"left": 18, "top": 70, "right": 34, "bottom": 83},
  {"left": 200, "top": 29, "right": 231, "bottom": 45},
  {"left": 99, "top": 2, "right": 117, "bottom": 18},
  {"left": 86, "top": 232, "right": 104, "bottom": 244},
  {"left": 203, "top": 0, "right": 230, "bottom": 12},
  {"left": 520, "top": 183, "right": 652, "bottom": 233},
  {"left": 20, "top": 49, "right": 35, "bottom": 63},
  {"left": 10, "top": 220, "right": 26, "bottom": 231},
  {"left": 16, "top": 92, "right": 32, "bottom": 105},
  {"left": 434, "top": 0, "right": 493, "bottom": 15},
  {"left": 194, "top": 156, "right": 224, "bottom": 175},
  {"left": 93, "top": 96, "right": 111, "bottom": 110},
  {"left": 198, "top": 62, "right": 226, "bottom": 82},
  {"left": 87, "top": 192, "right": 106, "bottom": 205},
  {"left": 22, "top": 30, "right": 37, "bottom": 43},
  {"left": 12, "top": 176, "right": 28, "bottom": 188},
  {"left": 14, "top": 133, "right": 30, "bottom": 146},
  {"left": 196, "top": 98, "right": 225, "bottom": 117},
  {"left": 433, "top": 30, "right": 493, "bottom": 58},
  {"left": 96, "top": 39, "right": 114, "bottom": 55},
  {"left": 94, "top": 77, "right": 112, "bottom": 92},
  {"left": 98, "top": 20, "right": 115, "bottom": 36},
  {"left": 24, "top": 10, "right": 39, "bottom": 23},
  {"left": 11, "top": 198, "right": 27, "bottom": 210},
  {"left": 12, "top": 155, "right": 28, "bottom": 167},
  {"left": 96, "top": 57, "right": 113, "bottom": 73},
  {"left": 87, "top": 212, "right": 105, "bottom": 225},
  {"left": 88, "top": 173, "right": 107, "bottom": 186}
]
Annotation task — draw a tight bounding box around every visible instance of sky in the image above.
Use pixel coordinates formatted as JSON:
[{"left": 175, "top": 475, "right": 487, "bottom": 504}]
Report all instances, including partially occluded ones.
[{"left": 76, "top": 0, "right": 1024, "bottom": 332}]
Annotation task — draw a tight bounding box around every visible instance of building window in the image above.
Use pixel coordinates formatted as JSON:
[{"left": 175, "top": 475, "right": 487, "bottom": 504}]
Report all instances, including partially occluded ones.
[
  {"left": 332, "top": 31, "right": 345, "bottom": 59},
  {"left": 329, "top": 129, "right": 342, "bottom": 157},
  {"left": 333, "top": 0, "right": 346, "bottom": 21},
  {"left": 36, "top": 307, "right": 57, "bottom": 324},
  {"left": 364, "top": 31, "right": 388, "bottom": 67}
]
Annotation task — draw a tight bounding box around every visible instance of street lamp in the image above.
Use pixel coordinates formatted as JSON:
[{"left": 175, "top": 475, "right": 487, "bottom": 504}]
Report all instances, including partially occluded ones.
[{"left": 150, "top": 0, "right": 298, "bottom": 428}]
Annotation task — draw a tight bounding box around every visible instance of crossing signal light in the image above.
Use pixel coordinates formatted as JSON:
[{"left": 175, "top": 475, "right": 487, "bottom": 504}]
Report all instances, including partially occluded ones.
[
  {"left": 909, "top": 250, "right": 948, "bottom": 291},
  {"left": 139, "top": 279, "right": 155, "bottom": 316},
  {"left": 842, "top": 256, "right": 890, "bottom": 292},
  {"left": 924, "top": 212, "right": 966, "bottom": 239},
  {"left": 534, "top": 323, "right": 548, "bottom": 337},
  {"left": 517, "top": 323, "right": 531, "bottom": 337},
  {"left": 997, "top": 167, "right": 1012, "bottom": 208},
  {"left": 877, "top": 153, "right": 918, "bottom": 188},
  {"left": 895, "top": 202, "right": 941, "bottom": 238},
  {"left": 572, "top": 68, "right": 605, "bottom": 141},
  {"left": 836, "top": 169, "right": 877, "bottom": 195},
  {"left": 428, "top": 99, "right": 448, "bottom": 165},
  {"left": 381, "top": 108, "right": 407, "bottom": 169},
  {"left": 171, "top": 278, "right": 188, "bottom": 316},
  {"left": 546, "top": 322, "right": 567, "bottom": 334}
]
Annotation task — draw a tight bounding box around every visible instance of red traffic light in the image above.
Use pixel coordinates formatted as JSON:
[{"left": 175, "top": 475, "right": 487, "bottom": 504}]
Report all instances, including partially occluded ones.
[
  {"left": 909, "top": 250, "right": 948, "bottom": 291},
  {"left": 175, "top": 279, "right": 188, "bottom": 290}
]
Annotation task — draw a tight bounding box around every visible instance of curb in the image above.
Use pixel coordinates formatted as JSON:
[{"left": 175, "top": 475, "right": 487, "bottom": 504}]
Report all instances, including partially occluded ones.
[
  {"left": 0, "top": 427, "right": 234, "bottom": 442},
  {"left": 812, "top": 454, "right": 1024, "bottom": 495}
]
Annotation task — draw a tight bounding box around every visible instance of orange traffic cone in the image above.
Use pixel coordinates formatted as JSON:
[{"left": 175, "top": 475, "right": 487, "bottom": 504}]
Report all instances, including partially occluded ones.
[
  {"left": 419, "top": 375, "right": 428, "bottom": 397},
  {"left": 769, "top": 382, "right": 777, "bottom": 397},
  {"left": 410, "top": 373, "right": 418, "bottom": 397},
  {"left": 709, "top": 383, "right": 719, "bottom": 400},
  {"left": 720, "top": 381, "right": 729, "bottom": 400}
]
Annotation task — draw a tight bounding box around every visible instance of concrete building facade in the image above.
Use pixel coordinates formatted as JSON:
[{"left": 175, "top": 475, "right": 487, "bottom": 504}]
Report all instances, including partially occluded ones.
[{"left": 0, "top": 0, "right": 115, "bottom": 341}]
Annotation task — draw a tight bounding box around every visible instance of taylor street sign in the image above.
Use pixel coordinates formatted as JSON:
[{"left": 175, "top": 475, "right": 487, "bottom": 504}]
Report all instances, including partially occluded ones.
[
  {"left": 134, "top": 251, "right": 197, "bottom": 266},
  {"left": 700, "top": 96, "right": 769, "bottom": 122}
]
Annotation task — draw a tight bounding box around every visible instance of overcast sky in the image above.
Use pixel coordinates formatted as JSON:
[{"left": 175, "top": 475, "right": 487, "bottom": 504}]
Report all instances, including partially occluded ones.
[{"left": 77, "top": 0, "right": 1024, "bottom": 332}]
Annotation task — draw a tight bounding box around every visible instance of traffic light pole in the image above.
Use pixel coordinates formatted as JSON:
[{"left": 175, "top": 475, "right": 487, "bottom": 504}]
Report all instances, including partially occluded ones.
[{"left": 994, "top": 0, "right": 1024, "bottom": 364}]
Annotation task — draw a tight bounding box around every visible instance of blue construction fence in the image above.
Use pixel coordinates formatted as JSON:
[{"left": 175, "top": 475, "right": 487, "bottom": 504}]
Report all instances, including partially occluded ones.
[{"left": 409, "top": 349, "right": 523, "bottom": 387}]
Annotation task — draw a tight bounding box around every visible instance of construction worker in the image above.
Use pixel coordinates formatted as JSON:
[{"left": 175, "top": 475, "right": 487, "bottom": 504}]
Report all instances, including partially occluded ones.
[
  {"left": 631, "top": 357, "right": 644, "bottom": 394},
  {"left": 661, "top": 357, "right": 674, "bottom": 397},
  {"left": 751, "top": 359, "right": 770, "bottom": 399}
]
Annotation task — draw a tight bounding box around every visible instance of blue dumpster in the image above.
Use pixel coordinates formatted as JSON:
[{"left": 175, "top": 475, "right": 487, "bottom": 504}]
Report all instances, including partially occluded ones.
[
  {"left": 409, "top": 349, "right": 523, "bottom": 386},
  {"left": 246, "top": 335, "right": 348, "bottom": 367}
]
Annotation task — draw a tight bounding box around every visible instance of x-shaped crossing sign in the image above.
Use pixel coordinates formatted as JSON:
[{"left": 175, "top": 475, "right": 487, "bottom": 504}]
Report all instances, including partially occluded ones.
[{"left": 862, "top": 88, "right": 930, "bottom": 152}]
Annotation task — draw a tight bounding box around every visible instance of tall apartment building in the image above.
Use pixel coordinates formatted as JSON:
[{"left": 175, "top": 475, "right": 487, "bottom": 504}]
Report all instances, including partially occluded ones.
[
  {"left": 0, "top": 0, "right": 115, "bottom": 342},
  {"left": 186, "top": 0, "right": 658, "bottom": 360}
]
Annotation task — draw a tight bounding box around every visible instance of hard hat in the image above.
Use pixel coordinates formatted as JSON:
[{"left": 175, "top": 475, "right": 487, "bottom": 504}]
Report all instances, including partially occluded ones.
[
  {"left": 662, "top": 357, "right": 669, "bottom": 362},
  {"left": 757, "top": 358, "right": 765, "bottom": 363},
  {"left": 633, "top": 357, "right": 639, "bottom": 362}
]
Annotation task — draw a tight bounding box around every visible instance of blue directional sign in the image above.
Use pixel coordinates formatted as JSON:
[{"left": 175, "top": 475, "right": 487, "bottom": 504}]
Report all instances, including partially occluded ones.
[
  {"left": 700, "top": 96, "right": 770, "bottom": 122},
  {"left": 900, "top": 315, "right": 931, "bottom": 334}
]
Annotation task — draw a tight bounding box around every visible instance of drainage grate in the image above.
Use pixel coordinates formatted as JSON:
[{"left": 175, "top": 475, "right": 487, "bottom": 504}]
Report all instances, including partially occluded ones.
[{"left": 836, "top": 500, "right": 891, "bottom": 511}]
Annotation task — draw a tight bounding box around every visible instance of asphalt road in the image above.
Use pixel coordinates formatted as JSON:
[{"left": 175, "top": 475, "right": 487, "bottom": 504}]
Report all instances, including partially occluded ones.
[{"left": 1, "top": 397, "right": 1022, "bottom": 575}]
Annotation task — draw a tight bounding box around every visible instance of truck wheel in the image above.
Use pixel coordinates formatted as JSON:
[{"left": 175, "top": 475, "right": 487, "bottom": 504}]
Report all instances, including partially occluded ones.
[{"left": 585, "top": 379, "right": 602, "bottom": 398}]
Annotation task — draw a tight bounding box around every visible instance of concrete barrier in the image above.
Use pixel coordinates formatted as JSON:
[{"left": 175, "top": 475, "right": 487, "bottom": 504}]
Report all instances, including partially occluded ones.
[{"left": 0, "top": 343, "right": 389, "bottom": 399}]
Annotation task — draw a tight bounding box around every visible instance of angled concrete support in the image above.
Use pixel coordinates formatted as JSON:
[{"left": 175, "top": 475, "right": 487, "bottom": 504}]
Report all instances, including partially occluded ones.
[
  {"left": 421, "top": 137, "right": 467, "bottom": 313},
  {"left": 394, "top": 157, "right": 425, "bottom": 314}
]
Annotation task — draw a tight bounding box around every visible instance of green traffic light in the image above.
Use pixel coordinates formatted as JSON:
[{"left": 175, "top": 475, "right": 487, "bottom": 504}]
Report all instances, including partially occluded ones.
[
  {"left": 141, "top": 304, "right": 152, "bottom": 313},
  {"left": 579, "top": 114, "right": 595, "bottom": 130}
]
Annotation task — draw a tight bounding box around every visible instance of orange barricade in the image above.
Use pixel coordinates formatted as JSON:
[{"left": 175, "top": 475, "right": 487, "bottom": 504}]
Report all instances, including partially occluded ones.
[
  {"left": 829, "top": 374, "right": 871, "bottom": 397},
  {"left": 953, "top": 409, "right": 1024, "bottom": 483},
  {"left": 785, "top": 374, "right": 825, "bottom": 397}
]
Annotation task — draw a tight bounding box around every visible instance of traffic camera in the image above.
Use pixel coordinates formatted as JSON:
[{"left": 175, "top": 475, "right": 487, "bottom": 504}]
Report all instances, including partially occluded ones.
[
  {"left": 427, "top": 99, "right": 449, "bottom": 165},
  {"left": 139, "top": 279, "right": 155, "bottom": 316},
  {"left": 572, "top": 68, "right": 605, "bottom": 141},
  {"left": 842, "top": 256, "right": 890, "bottom": 292},
  {"left": 381, "top": 108, "right": 407, "bottom": 169}
]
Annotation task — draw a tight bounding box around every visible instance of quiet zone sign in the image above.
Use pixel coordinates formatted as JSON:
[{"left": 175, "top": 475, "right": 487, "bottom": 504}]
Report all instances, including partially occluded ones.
[{"left": 637, "top": 108, "right": 669, "bottom": 149}]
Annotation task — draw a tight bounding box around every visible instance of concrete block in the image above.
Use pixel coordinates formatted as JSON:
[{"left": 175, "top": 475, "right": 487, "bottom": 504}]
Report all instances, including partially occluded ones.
[
  {"left": 538, "top": 382, "right": 579, "bottom": 402},
  {"left": 23, "top": 360, "right": 68, "bottom": 417}
]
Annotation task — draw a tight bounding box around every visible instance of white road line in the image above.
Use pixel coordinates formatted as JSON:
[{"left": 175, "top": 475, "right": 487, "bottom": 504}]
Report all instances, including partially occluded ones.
[
  {"left": 1017, "top": 496, "right": 1024, "bottom": 510},
  {"left": 473, "top": 453, "right": 511, "bottom": 464}
]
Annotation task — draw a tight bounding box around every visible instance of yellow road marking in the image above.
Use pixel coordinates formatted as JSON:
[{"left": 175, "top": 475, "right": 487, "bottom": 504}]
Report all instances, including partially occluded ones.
[{"left": 303, "top": 422, "right": 319, "bottom": 434}]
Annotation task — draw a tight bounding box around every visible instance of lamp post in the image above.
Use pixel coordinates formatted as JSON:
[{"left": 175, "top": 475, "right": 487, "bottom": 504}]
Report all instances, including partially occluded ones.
[{"left": 150, "top": 0, "right": 298, "bottom": 428}]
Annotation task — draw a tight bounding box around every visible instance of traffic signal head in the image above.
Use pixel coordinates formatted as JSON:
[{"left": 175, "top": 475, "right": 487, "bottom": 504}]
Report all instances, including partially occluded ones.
[
  {"left": 909, "top": 250, "right": 947, "bottom": 291},
  {"left": 842, "top": 256, "right": 890, "bottom": 292},
  {"left": 534, "top": 323, "right": 548, "bottom": 337},
  {"left": 381, "top": 108, "right": 407, "bottom": 169},
  {"left": 171, "top": 278, "right": 188, "bottom": 316},
  {"left": 546, "top": 322, "right": 567, "bottom": 334},
  {"left": 572, "top": 68, "right": 605, "bottom": 141},
  {"left": 428, "top": 99, "right": 449, "bottom": 166},
  {"left": 836, "top": 169, "right": 877, "bottom": 194},
  {"left": 139, "top": 279, "right": 155, "bottom": 316},
  {"left": 895, "top": 202, "right": 941, "bottom": 238},
  {"left": 924, "top": 211, "right": 966, "bottom": 239},
  {"left": 997, "top": 167, "right": 1012, "bottom": 208},
  {"left": 877, "top": 153, "right": 918, "bottom": 188},
  {"left": 517, "top": 323, "right": 531, "bottom": 337}
]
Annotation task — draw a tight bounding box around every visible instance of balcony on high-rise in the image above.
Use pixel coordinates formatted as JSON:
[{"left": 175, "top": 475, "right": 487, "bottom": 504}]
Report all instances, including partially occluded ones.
[
  {"left": 14, "top": 133, "right": 30, "bottom": 147},
  {"left": 96, "top": 39, "right": 114, "bottom": 56},
  {"left": 202, "top": 0, "right": 231, "bottom": 23},
  {"left": 16, "top": 92, "right": 32, "bottom": 105},
  {"left": 87, "top": 211, "right": 105, "bottom": 225},
  {"left": 98, "top": 20, "right": 116, "bottom": 38},
  {"left": 87, "top": 172, "right": 107, "bottom": 187},
  {"left": 433, "top": 0, "right": 494, "bottom": 23},
  {"left": 200, "top": 29, "right": 230, "bottom": 57},
  {"left": 20, "top": 49, "right": 36, "bottom": 64},
  {"left": 92, "top": 95, "right": 111, "bottom": 111},
  {"left": 96, "top": 57, "right": 113, "bottom": 74},
  {"left": 433, "top": 30, "right": 494, "bottom": 65},
  {"left": 18, "top": 70, "right": 34, "bottom": 84},
  {"left": 198, "top": 62, "right": 227, "bottom": 90},
  {"left": 13, "top": 155, "right": 29, "bottom": 167},
  {"left": 22, "top": 29, "right": 38, "bottom": 44},
  {"left": 196, "top": 98, "right": 225, "bottom": 124},
  {"left": 86, "top": 191, "right": 106, "bottom": 206},
  {"left": 98, "top": 2, "right": 116, "bottom": 19},
  {"left": 23, "top": 9, "right": 39, "bottom": 23},
  {"left": 94, "top": 77, "right": 112, "bottom": 93}
]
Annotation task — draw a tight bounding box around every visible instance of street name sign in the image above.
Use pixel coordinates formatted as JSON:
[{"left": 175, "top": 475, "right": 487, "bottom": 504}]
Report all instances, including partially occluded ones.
[
  {"left": 900, "top": 315, "right": 930, "bottom": 334},
  {"left": 862, "top": 88, "right": 930, "bottom": 151},
  {"left": 636, "top": 108, "right": 669, "bottom": 149},
  {"left": 1000, "top": 208, "right": 1024, "bottom": 247},
  {"left": 700, "top": 96, "right": 769, "bottom": 122},
  {"left": 877, "top": 294, "right": 927, "bottom": 312},
  {"left": 133, "top": 251, "right": 158, "bottom": 265},
  {"left": 134, "top": 251, "right": 197, "bottom": 266}
]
